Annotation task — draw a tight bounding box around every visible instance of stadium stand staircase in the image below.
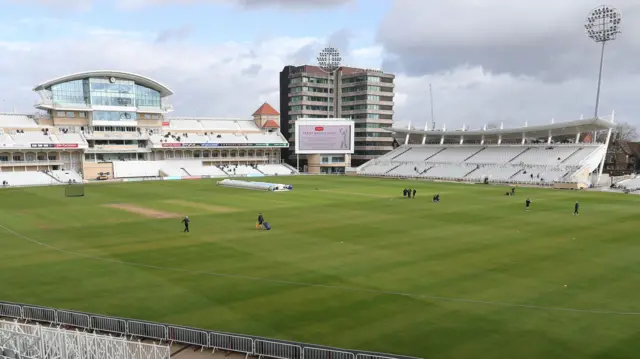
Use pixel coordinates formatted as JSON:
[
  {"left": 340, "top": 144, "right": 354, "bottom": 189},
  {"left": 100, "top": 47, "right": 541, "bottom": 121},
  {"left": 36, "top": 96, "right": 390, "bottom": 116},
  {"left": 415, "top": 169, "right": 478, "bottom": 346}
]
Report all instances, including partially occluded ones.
[
  {"left": 425, "top": 147, "right": 446, "bottom": 160},
  {"left": 560, "top": 148, "right": 584, "bottom": 164},
  {"left": 509, "top": 168, "right": 524, "bottom": 179},
  {"left": 181, "top": 168, "right": 191, "bottom": 176},
  {"left": 43, "top": 171, "right": 62, "bottom": 183},
  {"left": 508, "top": 147, "right": 530, "bottom": 163},
  {"left": 463, "top": 147, "right": 486, "bottom": 162},
  {"left": 389, "top": 146, "right": 412, "bottom": 160},
  {"left": 464, "top": 167, "right": 479, "bottom": 178}
]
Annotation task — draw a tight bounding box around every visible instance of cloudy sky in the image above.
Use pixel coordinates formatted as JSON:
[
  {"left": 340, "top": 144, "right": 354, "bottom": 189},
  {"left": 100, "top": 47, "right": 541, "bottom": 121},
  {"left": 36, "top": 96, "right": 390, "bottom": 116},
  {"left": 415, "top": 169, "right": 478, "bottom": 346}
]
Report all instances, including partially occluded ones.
[{"left": 0, "top": 0, "right": 638, "bottom": 129}]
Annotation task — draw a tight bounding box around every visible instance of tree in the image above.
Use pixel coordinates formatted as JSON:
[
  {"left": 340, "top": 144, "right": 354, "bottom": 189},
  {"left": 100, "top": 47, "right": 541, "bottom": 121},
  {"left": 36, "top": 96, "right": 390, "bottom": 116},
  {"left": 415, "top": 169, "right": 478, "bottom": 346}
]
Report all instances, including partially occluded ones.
[{"left": 612, "top": 122, "right": 638, "bottom": 141}]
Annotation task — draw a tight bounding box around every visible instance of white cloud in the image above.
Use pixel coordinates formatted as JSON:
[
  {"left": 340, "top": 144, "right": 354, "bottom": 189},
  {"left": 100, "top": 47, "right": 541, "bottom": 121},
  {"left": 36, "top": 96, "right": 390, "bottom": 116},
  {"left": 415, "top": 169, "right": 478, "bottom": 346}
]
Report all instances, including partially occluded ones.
[{"left": 393, "top": 66, "right": 639, "bottom": 130}]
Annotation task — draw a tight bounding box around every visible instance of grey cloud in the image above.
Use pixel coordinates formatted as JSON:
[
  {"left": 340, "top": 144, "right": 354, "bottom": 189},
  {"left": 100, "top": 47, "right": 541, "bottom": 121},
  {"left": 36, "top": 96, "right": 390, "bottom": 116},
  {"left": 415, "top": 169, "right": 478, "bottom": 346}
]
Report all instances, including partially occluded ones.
[
  {"left": 377, "top": 0, "right": 640, "bottom": 80},
  {"left": 326, "top": 28, "right": 352, "bottom": 54},
  {"left": 155, "top": 25, "right": 193, "bottom": 43}
]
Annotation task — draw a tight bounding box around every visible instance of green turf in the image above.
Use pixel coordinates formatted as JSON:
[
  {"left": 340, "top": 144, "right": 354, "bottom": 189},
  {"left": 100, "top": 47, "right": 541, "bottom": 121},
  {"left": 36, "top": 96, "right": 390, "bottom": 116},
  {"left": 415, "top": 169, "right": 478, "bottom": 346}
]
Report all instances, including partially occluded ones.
[{"left": 1, "top": 176, "right": 639, "bottom": 359}]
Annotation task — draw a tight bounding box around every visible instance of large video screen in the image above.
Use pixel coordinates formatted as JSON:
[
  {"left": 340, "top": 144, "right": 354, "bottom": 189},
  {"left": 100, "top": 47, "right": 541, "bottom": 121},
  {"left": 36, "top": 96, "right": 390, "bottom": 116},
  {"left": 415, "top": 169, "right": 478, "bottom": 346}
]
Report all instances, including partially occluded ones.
[{"left": 295, "top": 120, "right": 354, "bottom": 154}]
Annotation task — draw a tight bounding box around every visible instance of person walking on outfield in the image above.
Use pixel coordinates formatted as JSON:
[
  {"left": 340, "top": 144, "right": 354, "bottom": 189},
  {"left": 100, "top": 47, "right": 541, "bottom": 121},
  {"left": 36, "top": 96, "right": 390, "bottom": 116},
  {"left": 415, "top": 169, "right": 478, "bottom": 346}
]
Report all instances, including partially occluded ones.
[
  {"left": 525, "top": 198, "right": 531, "bottom": 211},
  {"left": 412, "top": 189, "right": 417, "bottom": 198},
  {"left": 182, "top": 216, "right": 190, "bottom": 232},
  {"left": 256, "top": 213, "right": 264, "bottom": 229},
  {"left": 573, "top": 201, "right": 579, "bottom": 216}
]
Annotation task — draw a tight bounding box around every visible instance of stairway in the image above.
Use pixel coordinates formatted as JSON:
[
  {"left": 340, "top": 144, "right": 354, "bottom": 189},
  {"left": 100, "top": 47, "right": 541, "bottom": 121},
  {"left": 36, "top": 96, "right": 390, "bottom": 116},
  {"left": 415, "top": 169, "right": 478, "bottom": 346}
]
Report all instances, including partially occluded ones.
[
  {"left": 509, "top": 168, "right": 524, "bottom": 179},
  {"left": 44, "top": 171, "right": 62, "bottom": 183},
  {"left": 463, "top": 147, "right": 486, "bottom": 162},
  {"left": 508, "top": 148, "right": 530, "bottom": 163},
  {"left": 181, "top": 168, "right": 191, "bottom": 176},
  {"left": 425, "top": 148, "right": 446, "bottom": 160},
  {"left": 560, "top": 148, "right": 583, "bottom": 164}
]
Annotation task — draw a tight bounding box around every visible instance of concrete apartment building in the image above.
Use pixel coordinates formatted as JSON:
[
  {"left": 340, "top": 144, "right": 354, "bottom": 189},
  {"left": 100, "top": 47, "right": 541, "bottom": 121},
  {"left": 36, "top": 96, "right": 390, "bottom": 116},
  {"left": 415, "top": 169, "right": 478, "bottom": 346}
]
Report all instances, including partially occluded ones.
[{"left": 279, "top": 65, "right": 395, "bottom": 167}]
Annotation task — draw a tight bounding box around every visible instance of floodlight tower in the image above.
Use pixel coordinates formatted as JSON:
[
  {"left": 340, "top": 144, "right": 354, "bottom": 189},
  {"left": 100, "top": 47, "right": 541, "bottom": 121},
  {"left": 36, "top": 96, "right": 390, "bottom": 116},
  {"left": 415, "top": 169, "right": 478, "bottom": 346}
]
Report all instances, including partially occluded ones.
[
  {"left": 317, "top": 47, "right": 342, "bottom": 119},
  {"left": 585, "top": 5, "right": 621, "bottom": 121}
]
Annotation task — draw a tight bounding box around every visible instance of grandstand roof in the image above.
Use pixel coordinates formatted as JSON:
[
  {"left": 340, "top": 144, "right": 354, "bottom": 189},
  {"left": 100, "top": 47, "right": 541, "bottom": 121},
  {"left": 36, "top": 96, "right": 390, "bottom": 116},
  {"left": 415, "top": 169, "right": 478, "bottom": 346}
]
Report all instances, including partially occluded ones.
[
  {"left": 391, "top": 118, "right": 615, "bottom": 139},
  {"left": 33, "top": 70, "right": 174, "bottom": 97},
  {"left": 253, "top": 103, "right": 279, "bottom": 116},
  {"left": 0, "top": 113, "right": 39, "bottom": 128}
]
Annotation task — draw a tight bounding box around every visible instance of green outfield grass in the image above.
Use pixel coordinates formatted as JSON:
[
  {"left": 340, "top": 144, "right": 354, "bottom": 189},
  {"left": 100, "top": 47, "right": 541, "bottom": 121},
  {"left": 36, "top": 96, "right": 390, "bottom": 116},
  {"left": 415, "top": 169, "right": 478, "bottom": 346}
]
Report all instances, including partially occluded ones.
[{"left": 1, "top": 176, "right": 639, "bottom": 359}]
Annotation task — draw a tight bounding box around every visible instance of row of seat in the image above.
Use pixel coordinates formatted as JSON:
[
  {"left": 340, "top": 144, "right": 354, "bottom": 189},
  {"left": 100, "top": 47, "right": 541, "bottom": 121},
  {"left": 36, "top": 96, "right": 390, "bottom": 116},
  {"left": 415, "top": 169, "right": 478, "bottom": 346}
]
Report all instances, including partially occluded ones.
[
  {"left": 358, "top": 144, "right": 608, "bottom": 185},
  {"left": 391, "top": 145, "right": 601, "bottom": 167},
  {"left": 112, "top": 161, "right": 294, "bottom": 178}
]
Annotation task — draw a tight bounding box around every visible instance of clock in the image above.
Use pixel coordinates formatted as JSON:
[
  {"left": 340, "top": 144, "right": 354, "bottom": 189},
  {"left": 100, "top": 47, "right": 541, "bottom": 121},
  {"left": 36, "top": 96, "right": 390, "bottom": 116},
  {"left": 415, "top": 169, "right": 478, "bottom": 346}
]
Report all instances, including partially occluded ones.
[{"left": 109, "top": 77, "right": 116, "bottom": 83}]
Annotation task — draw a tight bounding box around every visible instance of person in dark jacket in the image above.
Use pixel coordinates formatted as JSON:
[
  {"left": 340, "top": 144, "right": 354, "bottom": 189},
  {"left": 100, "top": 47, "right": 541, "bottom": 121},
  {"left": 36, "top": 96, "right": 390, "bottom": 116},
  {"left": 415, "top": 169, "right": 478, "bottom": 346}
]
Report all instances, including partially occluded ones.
[
  {"left": 258, "top": 213, "right": 264, "bottom": 225},
  {"left": 412, "top": 189, "right": 416, "bottom": 198},
  {"left": 525, "top": 198, "right": 531, "bottom": 211},
  {"left": 573, "top": 201, "right": 579, "bottom": 215},
  {"left": 182, "top": 216, "right": 190, "bottom": 232}
]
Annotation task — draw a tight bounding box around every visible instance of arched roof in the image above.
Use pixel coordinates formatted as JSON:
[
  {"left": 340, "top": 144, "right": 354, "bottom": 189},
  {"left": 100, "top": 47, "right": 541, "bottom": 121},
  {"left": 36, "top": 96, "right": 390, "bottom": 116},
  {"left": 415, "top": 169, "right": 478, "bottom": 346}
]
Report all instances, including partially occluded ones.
[{"left": 32, "top": 70, "right": 174, "bottom": 97}]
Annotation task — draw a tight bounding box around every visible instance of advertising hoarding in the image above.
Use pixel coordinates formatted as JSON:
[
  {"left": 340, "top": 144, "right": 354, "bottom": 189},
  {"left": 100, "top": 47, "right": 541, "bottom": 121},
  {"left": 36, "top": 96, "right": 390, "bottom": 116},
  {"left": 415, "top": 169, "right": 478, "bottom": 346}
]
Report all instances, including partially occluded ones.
[{"left": 294, "top": 119, "right": 355, "bottom": 154}]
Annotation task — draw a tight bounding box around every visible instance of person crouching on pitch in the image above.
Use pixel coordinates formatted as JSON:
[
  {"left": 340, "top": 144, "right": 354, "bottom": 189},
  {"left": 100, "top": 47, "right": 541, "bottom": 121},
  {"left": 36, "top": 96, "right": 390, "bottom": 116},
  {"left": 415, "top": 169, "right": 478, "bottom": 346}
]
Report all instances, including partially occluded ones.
[
  {"left": 256, "top": 212, "right": 264, "bottom": 229},
  {"left": 182, "top": 216, "right": 190, "bottom": 232}
]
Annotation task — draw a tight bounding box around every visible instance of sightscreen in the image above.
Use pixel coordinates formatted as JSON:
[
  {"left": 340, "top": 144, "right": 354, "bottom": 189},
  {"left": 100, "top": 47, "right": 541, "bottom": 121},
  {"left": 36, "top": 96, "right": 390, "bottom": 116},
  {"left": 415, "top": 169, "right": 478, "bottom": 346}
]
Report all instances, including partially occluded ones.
[
  {"left": 295, "top": 121, "right": 354, "bottom": 154},
  {"left": 65, "top": 185, "right": 85, "bottom": 197}
]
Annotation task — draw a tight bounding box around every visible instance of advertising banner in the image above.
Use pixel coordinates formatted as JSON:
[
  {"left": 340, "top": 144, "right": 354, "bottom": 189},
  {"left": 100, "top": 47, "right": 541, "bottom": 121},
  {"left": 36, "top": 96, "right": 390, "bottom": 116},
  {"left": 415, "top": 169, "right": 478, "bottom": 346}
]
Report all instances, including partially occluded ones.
[
  {"left": 296, "top": 122, "right": 354, "bottom": 154},
  {"left": 31, "top": 143, "right": 79, "bottom": 149},
  {"left": 160, "top": 143, "right": 287, "bottom": 148}
]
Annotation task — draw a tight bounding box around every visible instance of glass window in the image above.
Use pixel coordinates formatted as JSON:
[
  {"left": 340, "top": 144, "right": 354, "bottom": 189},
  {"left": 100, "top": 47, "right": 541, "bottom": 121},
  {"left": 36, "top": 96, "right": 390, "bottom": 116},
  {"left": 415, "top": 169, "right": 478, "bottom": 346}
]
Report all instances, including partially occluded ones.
[
  {"left": 51, "top": 80, "right": 89, "bottom": 106},
  {"left": 56, "top": 111, "right": 65, "bottom": 117},
  {"left": 66, "top": 112, "right": 75, "bottom": 117},
  {"left": 367, "top": 76, "right": 380, "bottom": 83},
  {"left": 135, "top": 84, "right": 161, "bottom": 108},
  {"left": 93, "top": 111, "right": 136, "bottom": 121}
]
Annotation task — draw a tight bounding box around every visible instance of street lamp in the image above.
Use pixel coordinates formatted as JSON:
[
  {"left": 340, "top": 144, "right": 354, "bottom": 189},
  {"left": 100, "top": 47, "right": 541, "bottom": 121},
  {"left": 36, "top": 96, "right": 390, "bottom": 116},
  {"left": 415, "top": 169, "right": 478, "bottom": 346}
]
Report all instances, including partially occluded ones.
[
  {"left": 317, "top": 47, "right": 342, "bottom": 119},
  {"left": 585, "top": 5, "right": 621, "bottom": 120}
]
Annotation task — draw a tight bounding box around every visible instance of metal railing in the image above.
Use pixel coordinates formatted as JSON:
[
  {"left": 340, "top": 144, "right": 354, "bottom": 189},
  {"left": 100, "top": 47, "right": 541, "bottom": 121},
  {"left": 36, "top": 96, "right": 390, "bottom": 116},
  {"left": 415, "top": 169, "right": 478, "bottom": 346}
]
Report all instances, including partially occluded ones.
[{"left": 0, "top": 301, "right": 421, "bottom": 359}]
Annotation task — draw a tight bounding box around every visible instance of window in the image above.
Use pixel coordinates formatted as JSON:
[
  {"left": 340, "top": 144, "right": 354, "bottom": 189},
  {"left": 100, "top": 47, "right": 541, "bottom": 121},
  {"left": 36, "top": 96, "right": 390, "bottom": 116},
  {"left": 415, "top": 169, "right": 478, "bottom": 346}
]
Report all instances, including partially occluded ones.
[
  {"left": 66, "top": 112, "right": 75, "bottom": 117},
  {"left": 135, "top": 84, "right": 161, "bottom": 108},
  {"left": 144, "top": 114, "right": 151, "bottom": 119},
  {"left": 367, "top": 86, "right": 380, "bottom": 92},
  {"left": 367, "top": 95, "right": 379, "bottom": 101},
  {"left": 51, "top": 79, "right": 89, "bottom": 106},
  {"left": 93, "top": 111, "right": 136, "bottom": 122},
  {"left": 367, "top": 76, "right": 380, "bottom": 83},
  {"left": 56, "top": 111, "right": 65, "bottom": 117},
  {"left": 79, "top": 112, "right": 87, "bottom": 117}
]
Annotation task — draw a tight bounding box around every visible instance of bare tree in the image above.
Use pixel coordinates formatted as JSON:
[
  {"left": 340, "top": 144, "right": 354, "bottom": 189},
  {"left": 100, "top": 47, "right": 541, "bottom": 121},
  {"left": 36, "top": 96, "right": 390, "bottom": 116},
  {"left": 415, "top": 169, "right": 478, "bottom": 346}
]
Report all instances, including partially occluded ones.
[{"left": 612, "top": 122, "right": 638, "bottom": 141}]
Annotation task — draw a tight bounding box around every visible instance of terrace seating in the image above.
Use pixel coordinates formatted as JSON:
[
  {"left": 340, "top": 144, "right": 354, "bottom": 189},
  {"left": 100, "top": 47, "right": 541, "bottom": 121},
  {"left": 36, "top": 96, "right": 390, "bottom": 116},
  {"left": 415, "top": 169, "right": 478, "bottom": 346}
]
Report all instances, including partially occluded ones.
[
  {"left": 358, "top": 144, "right": 607, "bottom": 185},
  {"left": 392, "top": 147, "right": 442, "bottom": 162},
  {"left": 221, "top": 164, "right": 262, "bottom": 176},
  {"left": 183, "top": 164, "right": 228, "bottom": 177},
  {"left": 49, "top": 170, "right": 83, "bottom": 183},
  {"left": 257, "top": 164, "right": 295, "bottom": 175},
  {"left": 10, "top": 131, "right": 54, "bottom": 144},
  {"left": 245, "top": 132, "right": 285, "bottom": 143},
  {"left": 0, "top": 171, "right": 59, "bottom": 187},
  {"left": 466, "top": 147, "right": 527, "bottom": 164},
  {"left": 510, "top": 146, "right": 580, "bottom": 166},
  {"left": 427, "top": 146, "right": 483, "bottom": 163}
]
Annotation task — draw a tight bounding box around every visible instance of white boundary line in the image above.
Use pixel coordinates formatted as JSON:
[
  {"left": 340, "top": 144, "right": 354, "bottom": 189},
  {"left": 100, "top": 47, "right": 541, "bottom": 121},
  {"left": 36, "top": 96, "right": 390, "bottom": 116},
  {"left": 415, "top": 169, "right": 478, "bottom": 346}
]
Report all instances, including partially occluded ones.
[{"left": 2, "top": 223, "right": 639, "bottom": 316}]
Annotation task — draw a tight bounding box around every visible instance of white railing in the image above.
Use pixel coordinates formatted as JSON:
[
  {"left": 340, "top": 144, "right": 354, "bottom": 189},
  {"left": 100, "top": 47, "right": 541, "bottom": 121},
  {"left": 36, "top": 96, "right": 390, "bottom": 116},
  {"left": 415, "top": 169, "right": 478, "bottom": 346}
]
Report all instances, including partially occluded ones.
[{"left": 0, "top": 301, "right": 420, "bottom": 359}]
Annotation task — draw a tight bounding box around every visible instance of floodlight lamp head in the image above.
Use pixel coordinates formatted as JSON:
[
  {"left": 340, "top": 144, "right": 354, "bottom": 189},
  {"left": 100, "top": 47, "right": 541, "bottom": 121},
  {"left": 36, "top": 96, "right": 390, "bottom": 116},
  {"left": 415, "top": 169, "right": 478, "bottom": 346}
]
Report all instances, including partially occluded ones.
[
  {"left": 317, "top": 47, "right": 342, "bottom": 73},
  {"left": 585, "top": 5, "right": 621, "bottom": 43}
]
